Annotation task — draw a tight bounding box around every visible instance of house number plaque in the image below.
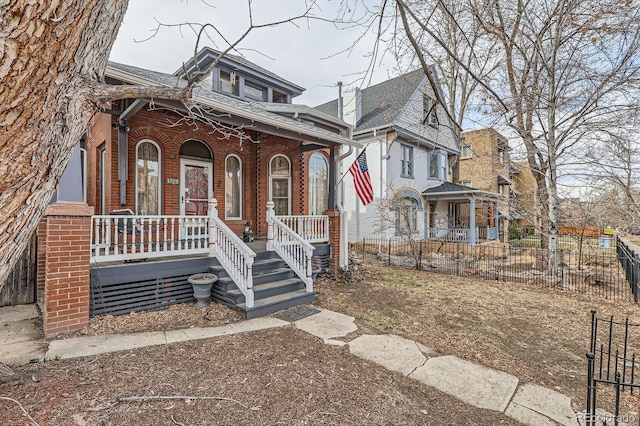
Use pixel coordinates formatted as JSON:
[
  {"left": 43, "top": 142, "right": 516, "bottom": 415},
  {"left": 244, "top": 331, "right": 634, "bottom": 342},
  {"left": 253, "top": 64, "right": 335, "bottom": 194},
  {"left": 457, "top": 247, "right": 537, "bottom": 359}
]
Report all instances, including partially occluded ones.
[{"left": 166, "top": 178, "right": 179, "bottom": 185}]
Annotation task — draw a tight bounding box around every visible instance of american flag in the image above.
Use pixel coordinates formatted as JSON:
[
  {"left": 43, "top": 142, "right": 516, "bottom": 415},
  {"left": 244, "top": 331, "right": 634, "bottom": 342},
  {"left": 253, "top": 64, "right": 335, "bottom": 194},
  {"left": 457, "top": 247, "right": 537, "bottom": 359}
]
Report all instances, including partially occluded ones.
[{"left": 349, "top": 149, "right": 374, "bottom": 205}]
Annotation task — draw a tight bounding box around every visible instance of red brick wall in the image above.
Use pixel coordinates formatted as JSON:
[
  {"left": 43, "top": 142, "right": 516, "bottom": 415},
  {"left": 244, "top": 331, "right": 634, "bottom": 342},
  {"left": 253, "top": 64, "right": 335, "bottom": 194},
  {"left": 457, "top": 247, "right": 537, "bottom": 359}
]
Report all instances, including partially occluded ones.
[
  {"left": 86, "top": 107, "right": 309, "bottom": 238},
  {"left": 325, "top": 209, "right": 341, "bottom": 272},
  {"left": 38, "top": 202, "right": 93, "bottom": 337}
]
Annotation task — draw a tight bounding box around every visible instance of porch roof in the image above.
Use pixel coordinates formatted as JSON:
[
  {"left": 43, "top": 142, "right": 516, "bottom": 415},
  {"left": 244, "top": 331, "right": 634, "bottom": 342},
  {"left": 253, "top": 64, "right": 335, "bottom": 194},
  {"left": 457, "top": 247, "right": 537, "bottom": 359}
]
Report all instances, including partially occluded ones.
[
  {"left": 105, "top": 62, "right": 363, "bottom": 148},
  {"left": 422, "top": 182, "right": 499, "bottom": 201}
]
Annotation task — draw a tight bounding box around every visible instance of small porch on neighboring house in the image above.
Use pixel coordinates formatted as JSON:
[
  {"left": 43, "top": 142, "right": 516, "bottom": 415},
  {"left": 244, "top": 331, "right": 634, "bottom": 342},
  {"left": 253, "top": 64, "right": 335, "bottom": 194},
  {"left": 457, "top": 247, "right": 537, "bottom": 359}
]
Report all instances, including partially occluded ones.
[{"left": 423, "top": 182, "right": 501, "bottom": 245}]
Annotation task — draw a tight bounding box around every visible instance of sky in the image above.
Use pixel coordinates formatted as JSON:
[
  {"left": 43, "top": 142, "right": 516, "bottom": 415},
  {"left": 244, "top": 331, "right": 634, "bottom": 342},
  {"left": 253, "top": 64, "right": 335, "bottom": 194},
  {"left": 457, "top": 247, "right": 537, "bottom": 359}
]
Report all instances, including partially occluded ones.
[{"left": 109, "top": 0, "right": 399, "bottom": 107}]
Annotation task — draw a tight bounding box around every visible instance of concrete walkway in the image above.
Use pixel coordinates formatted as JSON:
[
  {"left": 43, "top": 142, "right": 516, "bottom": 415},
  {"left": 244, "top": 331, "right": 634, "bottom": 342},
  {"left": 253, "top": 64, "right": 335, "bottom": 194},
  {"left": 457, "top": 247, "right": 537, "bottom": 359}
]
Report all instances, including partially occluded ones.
[
  {"left": 0, "top": 305, "right": 47, "bottom": 366},
  {"left": 2, "top": 305, "right": 582, "bottom": 425}
]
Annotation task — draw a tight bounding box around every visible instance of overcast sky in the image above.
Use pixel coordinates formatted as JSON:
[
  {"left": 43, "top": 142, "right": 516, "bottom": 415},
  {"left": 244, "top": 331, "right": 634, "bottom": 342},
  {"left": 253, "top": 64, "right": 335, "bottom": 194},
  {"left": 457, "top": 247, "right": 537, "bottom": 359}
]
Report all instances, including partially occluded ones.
[{"left": 109, "top": 0, "right": 400, "bottom": 106}]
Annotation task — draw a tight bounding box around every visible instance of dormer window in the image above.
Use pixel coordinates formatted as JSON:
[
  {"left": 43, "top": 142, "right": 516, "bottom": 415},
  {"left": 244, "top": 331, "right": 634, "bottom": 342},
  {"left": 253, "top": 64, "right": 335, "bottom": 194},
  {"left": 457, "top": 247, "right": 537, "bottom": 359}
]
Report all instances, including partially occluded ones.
[
  {"left": 272, "top": 91, "right": 286, "bottom": 103},
  {"left": 245, "top": 81, "right": 265, "bottom": 101},
  {"left": 220, "top": 70, "right": 237, "bottom": 95}
]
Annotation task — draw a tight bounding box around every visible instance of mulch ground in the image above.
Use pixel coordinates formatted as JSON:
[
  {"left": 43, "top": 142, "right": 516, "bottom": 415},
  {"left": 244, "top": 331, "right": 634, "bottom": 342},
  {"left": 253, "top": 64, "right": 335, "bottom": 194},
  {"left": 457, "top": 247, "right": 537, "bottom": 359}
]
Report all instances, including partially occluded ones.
[{"left": 1, "top": 327, "right": 518, "bottom": 425}]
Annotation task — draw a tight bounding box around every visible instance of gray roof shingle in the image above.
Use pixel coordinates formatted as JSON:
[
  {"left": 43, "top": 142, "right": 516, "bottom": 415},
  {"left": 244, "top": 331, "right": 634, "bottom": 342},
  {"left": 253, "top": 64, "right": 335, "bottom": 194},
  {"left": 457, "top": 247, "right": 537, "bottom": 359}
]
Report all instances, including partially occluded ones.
[
  {"left": 315, "top": 69, "right": 425, "bottom": 131},
  {"left": 105, "top": 61, "right": 357, "bottom": 146}
]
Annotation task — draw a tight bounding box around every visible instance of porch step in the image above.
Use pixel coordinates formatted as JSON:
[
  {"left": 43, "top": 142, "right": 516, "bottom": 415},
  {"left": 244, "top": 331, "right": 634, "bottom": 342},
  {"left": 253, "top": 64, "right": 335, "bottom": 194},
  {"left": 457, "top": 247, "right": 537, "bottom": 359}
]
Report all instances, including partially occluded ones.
[
  {"left": 208, "top": 251, "right": 314, "bottom": 319},
  {"left": 213, "top": 277, "right": 304, "bottom": 305},
  {"left": 213, "top": 267, "right": 295, "bottom": 292},
  {"left": 235, "top": 290, "right": 316, "bottom": 320}
]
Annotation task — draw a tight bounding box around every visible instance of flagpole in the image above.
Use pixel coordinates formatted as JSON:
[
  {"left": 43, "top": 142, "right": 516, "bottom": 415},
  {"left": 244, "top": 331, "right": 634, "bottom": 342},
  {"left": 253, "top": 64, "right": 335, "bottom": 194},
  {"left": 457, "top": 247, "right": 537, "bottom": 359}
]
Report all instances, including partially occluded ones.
[{"left": 335, "top": 144, "right": 370, "bottom": 187}]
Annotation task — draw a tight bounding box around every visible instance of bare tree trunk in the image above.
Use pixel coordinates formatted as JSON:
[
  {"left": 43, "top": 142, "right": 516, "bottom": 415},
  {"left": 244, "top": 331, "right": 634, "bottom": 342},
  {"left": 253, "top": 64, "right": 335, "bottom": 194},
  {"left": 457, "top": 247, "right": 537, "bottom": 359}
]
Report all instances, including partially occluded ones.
[{"left": 0, "top": 1, "right": 129, "bottom": 288}]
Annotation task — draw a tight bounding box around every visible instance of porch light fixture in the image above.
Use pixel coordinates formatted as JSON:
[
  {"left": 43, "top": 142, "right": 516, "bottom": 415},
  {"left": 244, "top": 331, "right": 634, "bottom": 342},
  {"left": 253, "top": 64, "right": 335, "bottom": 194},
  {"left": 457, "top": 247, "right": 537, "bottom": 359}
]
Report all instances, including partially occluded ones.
[{"left": 243, "top": 221, "right": 254, "bottom": 242}]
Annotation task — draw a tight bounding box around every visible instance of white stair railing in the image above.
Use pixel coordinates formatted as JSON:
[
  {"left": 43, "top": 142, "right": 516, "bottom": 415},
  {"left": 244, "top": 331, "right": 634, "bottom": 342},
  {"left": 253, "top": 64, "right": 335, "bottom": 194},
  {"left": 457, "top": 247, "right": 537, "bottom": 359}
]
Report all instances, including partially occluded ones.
[
  {"left": 208, "top": 199, "right": 256, "bottom": 308},
  {"left": 266, "top": 201, "right": 315, "bottom": 292},
  {"left": 275, "top": 215, "right": 329, "bottom": 243}
]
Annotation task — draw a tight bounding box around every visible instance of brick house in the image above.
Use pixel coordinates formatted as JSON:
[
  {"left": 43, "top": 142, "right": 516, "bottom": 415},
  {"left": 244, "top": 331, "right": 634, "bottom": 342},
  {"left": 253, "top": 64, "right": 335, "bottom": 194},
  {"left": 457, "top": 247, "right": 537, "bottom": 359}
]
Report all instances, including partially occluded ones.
[
  {"left": 459, "top": 128, "right": 541, "bottom": 236},
  {"left": 38, "top": 47, "right": 362, "bottom": 336},
  {"left": 316, "top": 69, "right": 500, "bottom": 244}
]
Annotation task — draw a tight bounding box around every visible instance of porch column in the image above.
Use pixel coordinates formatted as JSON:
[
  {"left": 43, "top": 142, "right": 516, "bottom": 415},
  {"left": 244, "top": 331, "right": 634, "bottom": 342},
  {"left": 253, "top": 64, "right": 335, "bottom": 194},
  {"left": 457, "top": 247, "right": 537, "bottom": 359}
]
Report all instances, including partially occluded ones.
[
  {"left": 469, "top": 199, "right": 477, "bottom": 245},
  {"left": 38, "top": 202, "right": 93, "bottom": 337},
  {"left": 328, "top": 147, "right": 336, "bottom": 210},
  {"left": 495, "top": 200, "right": 500, "bottom": 241},
  {"left": 324, "top": 209, "right": 341, "bottom": 273}
]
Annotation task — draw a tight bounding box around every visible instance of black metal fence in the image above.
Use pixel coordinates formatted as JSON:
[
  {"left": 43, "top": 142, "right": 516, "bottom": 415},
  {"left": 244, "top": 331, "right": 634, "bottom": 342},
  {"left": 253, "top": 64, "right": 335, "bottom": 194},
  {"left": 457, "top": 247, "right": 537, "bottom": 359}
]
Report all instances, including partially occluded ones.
[
  {"left": 351, "top": 236, "right": 632, "bottom": 302},
  {"left": 616, "top": 237, "right": 640, "bottom": 302},
  {"left": 585, "top": 310, "right": 640, "bottom": 425}
]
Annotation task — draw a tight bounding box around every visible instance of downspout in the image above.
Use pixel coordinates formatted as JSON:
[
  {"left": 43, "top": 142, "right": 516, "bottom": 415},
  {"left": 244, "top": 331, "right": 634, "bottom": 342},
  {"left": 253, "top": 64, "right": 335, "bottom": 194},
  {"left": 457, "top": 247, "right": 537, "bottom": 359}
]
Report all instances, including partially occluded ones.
[
  {"left": 336, "top": 81, "right": 351, "bottom": 270},
  {"left": 337, "top": 143, "right": 353, "bottom": 270}
]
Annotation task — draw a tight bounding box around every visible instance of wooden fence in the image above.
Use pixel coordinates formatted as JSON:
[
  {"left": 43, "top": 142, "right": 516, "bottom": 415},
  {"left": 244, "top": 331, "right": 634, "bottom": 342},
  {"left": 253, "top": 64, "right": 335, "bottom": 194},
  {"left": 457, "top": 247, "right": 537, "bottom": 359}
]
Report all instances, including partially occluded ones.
[{"left": 0, "top": 234, "right": 37, "bottom": 306}]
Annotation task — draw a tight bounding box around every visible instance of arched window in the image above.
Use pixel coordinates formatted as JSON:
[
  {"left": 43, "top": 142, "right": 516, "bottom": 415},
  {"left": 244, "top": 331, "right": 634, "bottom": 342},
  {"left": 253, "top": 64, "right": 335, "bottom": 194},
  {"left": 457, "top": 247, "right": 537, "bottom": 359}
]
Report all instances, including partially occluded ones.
[
  {"left": 225, "top": 154, "right": 242, "bottom": 219},
  {"left": 308, "top": 153, "right": 329, "bottom": 215},
  {"left": 269, "top": 154, "right": 291, "bottom": 216},
  {"left": 136, "top": 139, "right": 161, "bottom": 215},
  {"left": 392, "top": 189, "right": 422, "bottom": 234}
]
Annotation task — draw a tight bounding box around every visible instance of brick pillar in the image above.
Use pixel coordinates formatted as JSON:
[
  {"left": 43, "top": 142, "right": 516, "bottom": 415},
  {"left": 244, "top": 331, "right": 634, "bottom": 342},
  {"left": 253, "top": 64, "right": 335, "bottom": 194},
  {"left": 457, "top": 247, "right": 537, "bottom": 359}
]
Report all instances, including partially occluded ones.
[
  {"left": 324, "top": 209, "right": 341, "bottom": 273},
  {"left": 38, "top": 202, "right": 93, "bottom": 337}
]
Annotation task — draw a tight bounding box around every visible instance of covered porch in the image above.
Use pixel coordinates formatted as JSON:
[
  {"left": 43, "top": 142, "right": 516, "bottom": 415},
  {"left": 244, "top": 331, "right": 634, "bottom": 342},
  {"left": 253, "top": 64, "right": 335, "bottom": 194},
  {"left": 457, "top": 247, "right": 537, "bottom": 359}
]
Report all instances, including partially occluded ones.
[{"left": 423, "top": 182, "right": 501, "bottom": 245}]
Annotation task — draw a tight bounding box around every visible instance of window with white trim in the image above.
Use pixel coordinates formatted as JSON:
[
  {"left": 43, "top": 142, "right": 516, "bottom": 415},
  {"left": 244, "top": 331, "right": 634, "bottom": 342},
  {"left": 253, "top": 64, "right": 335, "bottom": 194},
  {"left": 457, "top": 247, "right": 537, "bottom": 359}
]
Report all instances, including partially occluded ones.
[
  {"left": 308, "top": 153, "right": 329, "bottom": 215},
  {"left": 394, "top": 192, "right": 421, "bottom": 234},
  {"left": 225, "top": 154, "right": 242, "bottom": 219},
  {"left": 270, "top": 154, "right": 291, "bottom": 215},
  {"left": 135, "top": 139, "right": 161, "bottom": 215},
  {"left": 460, "top": 145, "right": 472, "bottom": 159},
  {"left": 422, "top": 96, "right": 438, "bottom": 126},
  {"left": 401, "top": 145, "right": 414, "bottom": 178}
]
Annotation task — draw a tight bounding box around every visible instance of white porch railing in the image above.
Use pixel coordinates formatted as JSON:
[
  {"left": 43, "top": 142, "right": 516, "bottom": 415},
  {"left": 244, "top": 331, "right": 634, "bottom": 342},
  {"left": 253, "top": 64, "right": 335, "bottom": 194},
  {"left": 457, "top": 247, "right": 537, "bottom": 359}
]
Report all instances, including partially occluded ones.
[
  {"left": 426, "top": 227, "right": 479, "bottom": 243},
  {"left": 267, "top": 201, "right": 315, "bottom": 292},
  {"left": 90, "top": 214, "right": 209, "bottom": 263},
  {"left": 275, "top": 215, "right": 329, "bottom": 243},
  {"left": 208, "top": 199, "right": 256, "bottom": 308}
]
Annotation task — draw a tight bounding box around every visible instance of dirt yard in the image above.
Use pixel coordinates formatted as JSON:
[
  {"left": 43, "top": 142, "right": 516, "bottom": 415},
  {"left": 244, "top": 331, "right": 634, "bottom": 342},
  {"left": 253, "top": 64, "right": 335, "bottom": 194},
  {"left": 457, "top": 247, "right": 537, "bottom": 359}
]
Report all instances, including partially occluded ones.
[
  {"left": 313, "top": 262, "right": 640, "bottom": 414},
  {"left": 2, "top": 261, "right": 639, "bottom": 424}
]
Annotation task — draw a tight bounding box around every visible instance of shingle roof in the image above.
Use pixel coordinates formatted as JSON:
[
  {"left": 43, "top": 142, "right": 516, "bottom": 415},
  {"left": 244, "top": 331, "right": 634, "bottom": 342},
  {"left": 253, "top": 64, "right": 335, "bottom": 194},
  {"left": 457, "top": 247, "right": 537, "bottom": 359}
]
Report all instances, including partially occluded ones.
[
  {"left": 176, "top": 47, "right": 305, "bottom": 92},
  {"left": 422, "top": 182, "right": 498, "bottom": 199},
  {"left": 105, "top": 61, "right": 358, "bottom": 147},
  {"left": 315, "top": 69, "right": 425, "bottom": 131}
]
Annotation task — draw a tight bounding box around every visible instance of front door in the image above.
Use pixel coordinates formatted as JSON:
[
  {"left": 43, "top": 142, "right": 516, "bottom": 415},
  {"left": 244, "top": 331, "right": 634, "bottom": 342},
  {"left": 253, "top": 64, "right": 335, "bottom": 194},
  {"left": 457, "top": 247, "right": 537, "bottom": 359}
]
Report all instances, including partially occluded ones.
[{"left": 180, "top": 159, "right": 213, "bottom": 216}]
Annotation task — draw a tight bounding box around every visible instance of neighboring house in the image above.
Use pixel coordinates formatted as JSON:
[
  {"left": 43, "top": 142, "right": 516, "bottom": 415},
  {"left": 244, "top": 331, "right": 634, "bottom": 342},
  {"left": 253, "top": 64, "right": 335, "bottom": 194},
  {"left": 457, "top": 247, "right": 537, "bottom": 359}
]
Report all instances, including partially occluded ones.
[
  {"left": 40, "top": 47, "right": 362, "bottom": 335},
  {"left": 316, "top": 69, "right": 500, "bottom": 244},
  {"left": 510, "top": 161, "right": 541, "bottom": 231},
  {"left": 459, "top": 128, "right": 514, "bottom": 240}
]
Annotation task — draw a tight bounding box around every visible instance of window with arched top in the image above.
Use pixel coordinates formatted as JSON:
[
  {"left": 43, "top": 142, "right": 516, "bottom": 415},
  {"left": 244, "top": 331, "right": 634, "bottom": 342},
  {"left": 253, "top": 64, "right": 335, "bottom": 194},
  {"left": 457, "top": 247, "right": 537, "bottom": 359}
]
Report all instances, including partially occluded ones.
[
  {"left": 392, "top": 189, "right": 422, "bottom": 234},
  {"left": 225, "top": 154, "right": 242, "bottom": 219},
  {"left": 308, "top": 153, "right": 329, "bottom": 215},
  {"left": 269, "top": 154, "right": 291, "bottom": 215},
  {"left": 136, "top": 139, "right": 161, "bottom": 215}
]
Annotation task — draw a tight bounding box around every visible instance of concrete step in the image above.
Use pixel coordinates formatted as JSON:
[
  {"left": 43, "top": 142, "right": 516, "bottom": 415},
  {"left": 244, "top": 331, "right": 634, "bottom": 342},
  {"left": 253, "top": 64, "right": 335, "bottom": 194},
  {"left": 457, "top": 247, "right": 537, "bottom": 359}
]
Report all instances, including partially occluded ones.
[{"left": 213, "top": 267, "right": 295, "bottom": 291}]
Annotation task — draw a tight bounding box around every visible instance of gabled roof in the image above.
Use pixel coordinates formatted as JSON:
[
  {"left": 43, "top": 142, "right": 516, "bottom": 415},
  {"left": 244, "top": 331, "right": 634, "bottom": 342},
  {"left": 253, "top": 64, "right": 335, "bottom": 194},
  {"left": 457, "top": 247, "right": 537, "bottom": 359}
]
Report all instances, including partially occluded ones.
[
  {"left": 106, "top": 61, "right": 358, "bottom": 147},
  {"left": 315, "top": 69, "right": 425, "bottom": 131}
]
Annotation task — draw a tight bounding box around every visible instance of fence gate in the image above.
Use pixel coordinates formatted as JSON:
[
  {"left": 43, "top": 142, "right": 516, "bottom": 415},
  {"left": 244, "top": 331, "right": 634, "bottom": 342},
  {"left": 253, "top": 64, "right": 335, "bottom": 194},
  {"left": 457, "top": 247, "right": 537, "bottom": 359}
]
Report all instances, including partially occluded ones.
[
  {"left": 585, "top": 309, "right": 640, "bottom": 425},
  {"left": 0, "top": 234, "right": 37, "bottom": 306}
]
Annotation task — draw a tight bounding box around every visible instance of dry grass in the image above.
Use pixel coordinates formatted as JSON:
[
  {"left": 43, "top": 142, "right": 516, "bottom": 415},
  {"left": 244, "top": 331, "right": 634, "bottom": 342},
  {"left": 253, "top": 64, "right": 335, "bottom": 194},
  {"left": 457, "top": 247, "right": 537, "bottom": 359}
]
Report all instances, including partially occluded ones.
[{"left": 314, "top": 261, "right": 640, "bottom": 412}]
